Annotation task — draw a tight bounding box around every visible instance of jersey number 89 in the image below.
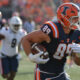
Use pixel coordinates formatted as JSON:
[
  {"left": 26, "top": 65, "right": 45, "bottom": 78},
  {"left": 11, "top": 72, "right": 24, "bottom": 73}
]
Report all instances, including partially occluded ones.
[{"left": 53, "top": 43, "right": 72, "bottom": 60}]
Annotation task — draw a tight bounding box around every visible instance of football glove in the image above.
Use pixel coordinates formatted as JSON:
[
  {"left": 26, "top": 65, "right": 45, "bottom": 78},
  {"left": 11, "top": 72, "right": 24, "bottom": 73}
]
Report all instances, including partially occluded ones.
[
  {"left": 71, "top": 43, "right": 80, "bottom": 53},
  {"left": 16, "top": 54, "right": 22, "bottom": 61},
  {"left": 28, "top": 51, "right": 49, "bottom": 64}
]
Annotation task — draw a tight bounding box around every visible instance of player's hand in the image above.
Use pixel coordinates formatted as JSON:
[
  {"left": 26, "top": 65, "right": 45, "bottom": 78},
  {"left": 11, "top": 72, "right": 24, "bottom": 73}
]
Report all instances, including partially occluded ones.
[
  {"left": 28, "top": 51, "right": 49, "bottom": 64},
  {"left": 71, "top": 43, "right": 80, "bottom": 53},
  {"left": 16, "top": 54, "right": 22, "bottom": 61}
]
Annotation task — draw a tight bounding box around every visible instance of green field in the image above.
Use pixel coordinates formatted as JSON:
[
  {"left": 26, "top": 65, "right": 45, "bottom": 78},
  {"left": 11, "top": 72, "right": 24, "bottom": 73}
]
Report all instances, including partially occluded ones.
[{"left": 0, "top": 52, "right": 80, "bottom": 80}]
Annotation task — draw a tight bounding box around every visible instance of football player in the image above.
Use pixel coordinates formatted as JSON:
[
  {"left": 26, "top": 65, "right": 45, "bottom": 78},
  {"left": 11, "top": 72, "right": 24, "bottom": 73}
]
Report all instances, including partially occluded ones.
[
  {"left": 22, "top": 3, "right": 80, "bottom": 80},
  {"left": 0, "top": 16, "right": 27, "bottom": 80}
]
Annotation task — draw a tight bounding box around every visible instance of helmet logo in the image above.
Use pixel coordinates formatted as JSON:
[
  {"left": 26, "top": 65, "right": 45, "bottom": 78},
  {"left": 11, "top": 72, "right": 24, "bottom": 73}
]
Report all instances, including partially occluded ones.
[{"left": 62, "top": 6, "right": 69, "bottom": 15}]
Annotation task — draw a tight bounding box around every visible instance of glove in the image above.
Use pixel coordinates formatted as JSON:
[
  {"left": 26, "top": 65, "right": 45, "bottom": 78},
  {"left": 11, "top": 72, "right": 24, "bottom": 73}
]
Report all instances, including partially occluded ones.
[
  {"left": 71, "top": 43, "right": 80, "bottom": 53},
  {"left": 16, "top": 54, "right": 22, "bottom": 61},
  {"left": 28, "top": 51, "right": 49, "bottom": 64}
]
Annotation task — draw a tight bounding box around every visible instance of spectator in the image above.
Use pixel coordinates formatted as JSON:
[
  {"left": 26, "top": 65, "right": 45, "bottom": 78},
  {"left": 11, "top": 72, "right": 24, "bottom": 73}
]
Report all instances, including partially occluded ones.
[{"left": 23, "top": 16, "right": 35, "bottom": 33}]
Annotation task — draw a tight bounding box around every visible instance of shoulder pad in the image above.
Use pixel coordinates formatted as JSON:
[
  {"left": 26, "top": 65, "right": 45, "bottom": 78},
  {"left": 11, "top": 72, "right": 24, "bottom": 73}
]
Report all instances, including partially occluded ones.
[{"left": 44, "top": 21, "right": 59, "bottom": 38}]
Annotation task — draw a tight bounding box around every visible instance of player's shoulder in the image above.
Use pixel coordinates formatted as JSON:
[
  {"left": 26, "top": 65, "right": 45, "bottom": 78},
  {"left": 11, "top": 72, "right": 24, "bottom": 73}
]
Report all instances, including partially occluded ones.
[
  {"left": 19, "top": 29, "right": 27, "bottom": 35},
  {"left": 41, "top": 21, "right": 59, "bottom": 38},
  {"left": 1, "top": 27, "right": 9, "bottom": 32},
  {"left": 43, "top": 21, "right": 60, "bottom": 31},
  {"left": 44, "top": 21, "right": 57, "bottom": 25}
]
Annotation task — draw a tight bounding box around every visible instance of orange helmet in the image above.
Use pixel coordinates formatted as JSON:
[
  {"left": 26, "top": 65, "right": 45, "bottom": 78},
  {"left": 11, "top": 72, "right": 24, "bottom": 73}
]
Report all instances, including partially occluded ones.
[{"left": 57, "top": 3, "right": 80, "bottom": 29}]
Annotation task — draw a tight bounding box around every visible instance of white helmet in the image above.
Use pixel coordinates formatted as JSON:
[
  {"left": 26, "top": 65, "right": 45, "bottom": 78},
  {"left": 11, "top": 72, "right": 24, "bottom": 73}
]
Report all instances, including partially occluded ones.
[{"left": 9, "top": 16, "right": 22, "bottom": 33}]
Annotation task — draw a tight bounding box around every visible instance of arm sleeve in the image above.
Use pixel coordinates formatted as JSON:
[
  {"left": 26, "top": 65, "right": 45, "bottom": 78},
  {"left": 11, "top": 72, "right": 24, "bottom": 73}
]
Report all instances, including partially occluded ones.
[
  {"left": 41, "top": 24, "right": 53, "bottom": 39},
  {"left": 41, "top": 21, "right": 59, "bottom": 39}
]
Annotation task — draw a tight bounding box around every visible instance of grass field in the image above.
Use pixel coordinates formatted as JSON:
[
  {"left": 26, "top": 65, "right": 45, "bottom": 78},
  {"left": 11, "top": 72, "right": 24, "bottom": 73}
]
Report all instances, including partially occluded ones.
[{"left": 0, "top": 52, "right": 80, "bottom": 80}]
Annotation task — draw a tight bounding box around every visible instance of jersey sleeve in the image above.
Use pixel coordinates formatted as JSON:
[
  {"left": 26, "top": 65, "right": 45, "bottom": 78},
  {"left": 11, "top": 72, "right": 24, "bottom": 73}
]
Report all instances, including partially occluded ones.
[
  {"left": 41, "top": 21, "right": 59, "bottom": 39},
  {"left": 21, "top": 29, "right": 27, "bottom": 38}
]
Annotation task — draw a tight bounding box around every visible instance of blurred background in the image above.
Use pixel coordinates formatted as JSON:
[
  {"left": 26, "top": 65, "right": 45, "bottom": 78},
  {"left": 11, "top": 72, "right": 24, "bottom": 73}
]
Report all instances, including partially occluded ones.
[
  {"left": 0, "top": 0, "right": 80, "bottom": 80},
  {"left": 0, "top": 0, "right": 80, "bottom": 30}
]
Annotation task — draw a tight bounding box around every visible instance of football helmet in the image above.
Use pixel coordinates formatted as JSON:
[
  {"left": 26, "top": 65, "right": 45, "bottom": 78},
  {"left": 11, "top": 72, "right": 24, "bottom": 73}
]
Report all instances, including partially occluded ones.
[
  {"left": 57, "top": 3, "right": 80, "bottom": 30},
  {"left": 9, "top": 16, "right": 22, "bottom": 33}
]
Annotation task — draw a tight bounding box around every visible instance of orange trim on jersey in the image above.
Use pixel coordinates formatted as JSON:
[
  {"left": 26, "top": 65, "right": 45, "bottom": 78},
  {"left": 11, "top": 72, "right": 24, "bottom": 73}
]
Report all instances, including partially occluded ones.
[
  {"left": 45, "top": 21, "right": 59, "bottom": 38},
  {"left": 45, "top": 21, "right": 55, "bottom": 37},
  {"left": 52, "top": 22, "right": 59, "bottom": 38}
]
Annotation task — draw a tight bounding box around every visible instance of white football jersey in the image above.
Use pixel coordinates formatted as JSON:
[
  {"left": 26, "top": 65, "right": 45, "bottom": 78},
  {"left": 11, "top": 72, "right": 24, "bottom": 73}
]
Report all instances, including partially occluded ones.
[{"left": 0, "top": 27, "right": 27, "bottom": 57}]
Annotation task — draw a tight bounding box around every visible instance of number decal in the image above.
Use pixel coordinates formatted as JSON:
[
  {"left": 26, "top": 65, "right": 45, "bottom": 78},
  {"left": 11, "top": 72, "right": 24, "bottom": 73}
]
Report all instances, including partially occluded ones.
[
  {"left": 11, "top": 38, "right": 17, "bottom": 48},
  {"left": 53, "top": 44, "right": 72, "bottom": 60},
  {"left": 66, "top": 44, "right": 72, "bottom": 54},
  {"left": 42, "top": 25, "right": 51, "bottom": 34}
]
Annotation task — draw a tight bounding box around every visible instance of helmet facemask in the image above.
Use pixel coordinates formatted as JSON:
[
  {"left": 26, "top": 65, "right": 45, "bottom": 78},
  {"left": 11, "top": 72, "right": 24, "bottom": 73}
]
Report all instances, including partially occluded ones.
[
  {"left": 59, "top": 15, "right": 80, "bottom": 30},
  {"left": 69, "top": 15, "right": 80, "bottom": 30},
  {"left": 11, "top": 24, "right": 21, "bottom": 33},
  {"left": 9, "top": 16, "right": 22, "bottom": 33}
]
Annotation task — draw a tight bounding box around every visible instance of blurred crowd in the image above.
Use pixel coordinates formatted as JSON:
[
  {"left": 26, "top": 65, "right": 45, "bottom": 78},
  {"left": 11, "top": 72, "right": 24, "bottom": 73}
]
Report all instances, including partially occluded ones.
[{"left": 0, "top": 0, "right": 80, "bottom": 32}]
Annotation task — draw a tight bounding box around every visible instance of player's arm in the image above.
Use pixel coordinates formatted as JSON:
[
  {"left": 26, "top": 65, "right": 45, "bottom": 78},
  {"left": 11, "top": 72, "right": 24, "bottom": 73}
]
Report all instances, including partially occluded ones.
[
  {"left": 21, "top": 22, "right": 56, "bottom": 64},
  {"left": 21, "top": 21, "right": 58, "bottom": 64},
  {"left": 21, "top": 30, "right": 50, "bottom": 64},
  {"left": 21, "top": 30, "right": 50, "bottom": 56},
  {"left": 17, "top": 30, "right": 27, "bottom": 60},
  {"left": 16, "top": 42, "right": 22, "bottom": 61},
  {"left": 22, "top": 21, "right": 58, "bottom": 56}
]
